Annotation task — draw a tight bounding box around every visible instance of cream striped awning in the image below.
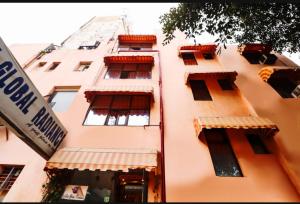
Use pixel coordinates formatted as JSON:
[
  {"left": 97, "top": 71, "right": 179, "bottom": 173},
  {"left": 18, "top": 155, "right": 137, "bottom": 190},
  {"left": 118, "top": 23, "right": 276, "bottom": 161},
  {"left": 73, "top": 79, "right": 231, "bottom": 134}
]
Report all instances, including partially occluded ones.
[
  {"left": 193, "top": 116, "right": 279, "bottom": 138},
  {"left": 184, "top": 69, "right": 237, "bottom": 84},
  {"left": 45, "top": 148, "right": 158, "bottom": 172},
  {"left": 258, "top": 66, "right": 300, "bottom": 82},
  {"left": 84, "top": 85, "right": 154, "bottom": 103}
]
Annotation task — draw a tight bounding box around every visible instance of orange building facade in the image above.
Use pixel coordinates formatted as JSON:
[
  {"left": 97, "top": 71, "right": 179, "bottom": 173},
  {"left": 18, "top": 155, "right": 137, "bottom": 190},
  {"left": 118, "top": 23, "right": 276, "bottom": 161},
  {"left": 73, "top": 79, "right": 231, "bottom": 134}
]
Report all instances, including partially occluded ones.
[{"left": 0, "top": 16, "right": 300, "bottom": 202}]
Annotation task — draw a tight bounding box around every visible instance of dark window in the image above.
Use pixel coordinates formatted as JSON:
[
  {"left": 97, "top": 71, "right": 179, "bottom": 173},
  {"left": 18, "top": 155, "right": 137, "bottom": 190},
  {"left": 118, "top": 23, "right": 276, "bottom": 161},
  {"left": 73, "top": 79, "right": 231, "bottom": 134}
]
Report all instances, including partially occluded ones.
[
  {"left": 268, "top": 76, "right": 298, "bottom": 98},
  {"left": 259, "top": 54, "right": 277, "bottom": 65},
  {"left": 76, "top": 62, "right": 91, "bottom": 71},
  {"left": 119, "top": 43, "right": 152, "bottom": 51},
  {"left": 104, "top": 63, "right": 152, "bottom": 79},
  {"left": 203, "top": 53, "right": 214, "bottom": 60},
  {"left": 0, "top": 165, "right": 24, "bottom": 201},
  {"left": 130, "top": 47, "right": 141, "bottom": 51},
  {"left": 182, "top": 53, "right": 198, "bottom": 65},
  {"left": 48, "top": 62, "right": 60, "bottom": 71},
  {"left": 115, "top": 171, "right": 148, "bottom": 203},
  {"left": 246, "top": 134, "right": 270, "bottom": 154},
  {"left": 84, "top": 95, "right": 150, "bottom": 126},
  {"left": 78, "top": 41, "right": 100, "bottom": 50},
  {"left": 204, "top": 129, "right": 243, "bottom": 177},
  {"left": 48, "top": 91, "right": 77, "bottom": 112},
  {"left": 38, "top": 62, "right": 47, "bottom": 67},
  {"left": 242, "top": 52, "right": 277, "bottom": 65},
  {"left": 242, "top": 53, "right": 262, "bottom": 64},
  {"left": 190, "top": 80, "right": 212, "bottom": 101},
  {"left": 217, "top": 79, "right": 235, "bottom": 90}
]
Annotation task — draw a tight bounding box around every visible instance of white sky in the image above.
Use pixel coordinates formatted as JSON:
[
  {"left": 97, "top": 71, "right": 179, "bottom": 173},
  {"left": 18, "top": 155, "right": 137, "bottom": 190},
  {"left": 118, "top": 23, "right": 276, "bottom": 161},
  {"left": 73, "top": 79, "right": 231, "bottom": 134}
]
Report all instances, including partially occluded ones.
[
  {"left": 0, "top": 3, "right": 299, "bottom": 65},
  {"left": 0, "top": 3, "right": 178, "bottom": 45}
]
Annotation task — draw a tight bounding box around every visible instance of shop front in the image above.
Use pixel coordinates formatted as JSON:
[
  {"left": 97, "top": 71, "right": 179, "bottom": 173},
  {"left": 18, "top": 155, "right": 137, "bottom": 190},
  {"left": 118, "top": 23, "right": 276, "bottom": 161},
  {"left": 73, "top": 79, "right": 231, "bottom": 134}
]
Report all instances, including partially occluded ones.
[{"left": 42, "top": 148, "right": 159, "bottom": 203}]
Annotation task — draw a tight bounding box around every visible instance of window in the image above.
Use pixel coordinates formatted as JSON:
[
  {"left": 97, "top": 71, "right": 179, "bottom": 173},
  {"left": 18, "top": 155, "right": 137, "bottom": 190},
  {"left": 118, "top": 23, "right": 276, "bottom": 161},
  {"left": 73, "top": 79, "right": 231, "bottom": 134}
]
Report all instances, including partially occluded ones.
[
  {"left": 242, "top": 53, "right": 277, "bottom": 65},
  {"left": 75, "top": 62, "right": 91, "bottom": 71},
  {"left": 116, "top": 171, "right": 148, "bottom": 203},
  {"left": 104, "top": 63, "right": 152, "bottom": 79},
  {"left": 0, "top": 165, "right": 24, "bottom": 201},
  {"left": 182, "top": 53, "right": 198, "bottom": 65},
  {"left": 48, "top": 62, "right": 60, "bottom": 71},
  {"left": 259, "top": 54, "right": 277, "bottom": 65},
  {"left": 48, "top": 90, "right": 78, "bottom": 112},
  {"left": 217, "top": 79, "right": 235, "bottom": 90},
  {"left": 246, "top": 134, "right": 270, "bottom": 154},
  {"left": 204, "top": 129, "right": 243, "bottom": 177},
  {"left": 203, "top": 53, "right": 214, "bottom": 60},
  {"left": 267, "top": 69, "right": 300, "bottom": 98},
  {"left": 119, "top": 43, "right": 152, "bottom": 51},
  {"left": 190, "top": 80, "right": 212, "bottom": 101},
  {"left": 78, "top": 41, "right": 100, "bottom": 50},
  {"left": 242, "top": 53, "right": 261, "bottom": 64},
  {"left": 84, "top": 95, "right": 150, "bottom": 126},
  {"left": 38, "top": 62, "right": 47, "bottom": 67}
]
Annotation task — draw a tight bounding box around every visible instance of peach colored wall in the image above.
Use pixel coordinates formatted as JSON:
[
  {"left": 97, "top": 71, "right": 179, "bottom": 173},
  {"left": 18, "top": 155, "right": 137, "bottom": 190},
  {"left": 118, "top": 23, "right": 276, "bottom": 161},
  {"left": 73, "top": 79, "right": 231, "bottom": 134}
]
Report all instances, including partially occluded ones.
[
  {"left": 0, "top": 40, "right": 161, "bottom": 201},
  {"left": 157, "top": 30, "right": 300, "bottom": 201},
  {"left": 1, "top": 30, "right": 300, "bottom": 202},
  {"left": 8, "top": 43, "right": 50, "bottom": 68},
  {"left": 219, "top": 45, "right": 300, "bottom": 193}
]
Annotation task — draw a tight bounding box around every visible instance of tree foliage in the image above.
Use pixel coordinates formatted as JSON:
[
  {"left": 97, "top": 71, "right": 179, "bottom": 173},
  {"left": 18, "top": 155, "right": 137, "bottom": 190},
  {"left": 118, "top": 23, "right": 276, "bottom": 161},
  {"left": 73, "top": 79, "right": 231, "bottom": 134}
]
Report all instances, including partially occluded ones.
[{"left": 159, "top": 2, "right": 300, "bottom": 54}]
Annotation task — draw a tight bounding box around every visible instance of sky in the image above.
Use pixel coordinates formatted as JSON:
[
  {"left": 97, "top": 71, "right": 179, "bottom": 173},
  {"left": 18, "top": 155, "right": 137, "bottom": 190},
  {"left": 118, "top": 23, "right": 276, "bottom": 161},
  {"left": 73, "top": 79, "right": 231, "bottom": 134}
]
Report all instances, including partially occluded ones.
[
  {"left": 0, "top": 3, "right": 178, "bottom": 46},
  {"left": 0, "top": 3, "right": 299, "bottom": 65}
]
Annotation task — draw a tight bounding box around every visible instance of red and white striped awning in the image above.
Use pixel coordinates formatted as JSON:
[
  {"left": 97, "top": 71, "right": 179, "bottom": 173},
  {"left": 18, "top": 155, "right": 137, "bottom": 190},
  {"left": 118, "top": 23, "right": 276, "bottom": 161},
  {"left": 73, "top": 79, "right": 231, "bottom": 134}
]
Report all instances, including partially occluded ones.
[
  {"left": 104, "top": 56, "right": 154, "bottom": 66},
  {"left": 118, "top": 35, "right": 157, "bottom": 44},
  {"left": 238, "top": 43, "right": 272, "bottom": 54},
  {"left": 184, "top": 69, "right": 237, "bottom": 84},
  {"left": 179, "top": 44, "right": 217, "bottom": 57}
]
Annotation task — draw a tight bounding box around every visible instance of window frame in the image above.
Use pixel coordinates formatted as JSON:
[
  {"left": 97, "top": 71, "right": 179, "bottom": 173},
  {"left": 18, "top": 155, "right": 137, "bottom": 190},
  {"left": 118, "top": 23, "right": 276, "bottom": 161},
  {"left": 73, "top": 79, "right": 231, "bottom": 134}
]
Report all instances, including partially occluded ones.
[
  {"left": 104, "top": 63, "right": 152, "bottom": 80},
  {"left": 267, "top": 75, "right": 298, "bottom": 98},
  {"left": 181, "top": 53, "right": 198, "bottom": 65},
  {"left": 204, "top": 129, "right": 243, "bottom": 177},
  {"left": 38, "top": 62, "right": 47, "bottom": 67},
  {"left": 118, "top": 43, "right": 153, "bottom": 51},
  {"left": 189, "top": 80, "right": 213, "bottom": 101},
  {"left": 217, "top": 79, "right": 235, "bottom": 91},
  {"left": 47, "top": 62, "right": 61, "bottom": 71},
  {"left": 246, "top": 134, "right": 270, "bottom": 154},
  {"left": 47, "top": 87, "right": 79, "bottom": 112},
  {"left": 83, "top": 95, "right": 151, "bottom": 127},
  {"left": 0, "top": 165, "right": 24, "bottom": 194},
  {"left": 75, "top": 61, "right": 92, "bottom": 72}
]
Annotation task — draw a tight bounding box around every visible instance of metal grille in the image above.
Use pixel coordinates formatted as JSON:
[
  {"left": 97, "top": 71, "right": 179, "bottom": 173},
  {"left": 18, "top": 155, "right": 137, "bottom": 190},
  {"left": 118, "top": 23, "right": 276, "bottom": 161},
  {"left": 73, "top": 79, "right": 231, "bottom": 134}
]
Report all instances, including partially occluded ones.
[{"left": 0, "top": 166, "right": 24, "bottom": 191}]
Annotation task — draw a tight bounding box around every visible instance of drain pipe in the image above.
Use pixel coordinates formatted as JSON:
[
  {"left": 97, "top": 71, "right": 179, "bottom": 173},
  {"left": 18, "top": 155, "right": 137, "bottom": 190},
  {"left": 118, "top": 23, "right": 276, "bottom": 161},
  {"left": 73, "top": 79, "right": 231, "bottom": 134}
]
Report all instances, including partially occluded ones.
[
  {"left": 117, "top": 49, "right": 166, "bottom": 202},
  {"left": 157, "top": 50, "right": 166, "bottom": 202}
]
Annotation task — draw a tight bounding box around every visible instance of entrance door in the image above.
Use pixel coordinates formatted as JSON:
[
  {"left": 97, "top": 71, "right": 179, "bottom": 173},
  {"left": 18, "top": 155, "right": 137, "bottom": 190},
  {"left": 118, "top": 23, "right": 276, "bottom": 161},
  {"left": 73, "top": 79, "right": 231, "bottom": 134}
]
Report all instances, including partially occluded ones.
[{"left": 116, "top": 173, "right": 148, "bottom": 203}]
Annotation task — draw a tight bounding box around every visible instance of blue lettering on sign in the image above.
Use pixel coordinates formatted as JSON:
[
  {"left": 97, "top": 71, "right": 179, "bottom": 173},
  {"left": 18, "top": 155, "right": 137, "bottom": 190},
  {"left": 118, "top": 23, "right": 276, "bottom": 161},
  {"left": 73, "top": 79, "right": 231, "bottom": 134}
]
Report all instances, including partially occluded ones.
[
  {"left": 0, "top": 61, "right": 36, "bottom": 114},
  {"left": 0, "top": 47, "right": 65, "bottom": 148}
]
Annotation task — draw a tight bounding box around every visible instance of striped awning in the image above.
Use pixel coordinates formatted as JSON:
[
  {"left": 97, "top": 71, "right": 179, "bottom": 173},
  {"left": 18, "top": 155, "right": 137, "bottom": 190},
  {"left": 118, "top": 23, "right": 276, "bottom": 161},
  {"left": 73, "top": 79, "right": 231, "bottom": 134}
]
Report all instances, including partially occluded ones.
[
  {"left": 84, "top": 85, "right": 154, "bottom": 103},
  {"left": 104, "top": 56, "right": 154, "bottom": 66},
  {"left": 44, "top": 148, "right": 158, "bottom": 172},
  {"left": 238, "top": 43, "right": 272, "bottom": 54},
  {"left": 258, "top": 66, "right": 300, "bottom": 82},
  {"left": 118, "top": 35, "right": 157, "bottom": 44},
  {"left": 179, "top": 44, "right": 217, "bottom": 57},
  {"left": 184, "top": 69, "right": 237, "bottom": 84},
  {"left": 193, "top": 116, "right": 279, "bottom": 138}
]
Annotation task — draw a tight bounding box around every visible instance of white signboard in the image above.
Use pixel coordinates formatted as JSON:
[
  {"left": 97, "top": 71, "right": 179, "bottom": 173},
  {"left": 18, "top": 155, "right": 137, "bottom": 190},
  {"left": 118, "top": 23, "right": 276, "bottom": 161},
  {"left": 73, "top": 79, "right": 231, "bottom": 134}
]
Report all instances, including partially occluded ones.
[
  {"left": 61, "top": 185, "right": 88, "bottom": 201},
  {"left": 0, "top": 37, "right": 67, "bottom": 160}
]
